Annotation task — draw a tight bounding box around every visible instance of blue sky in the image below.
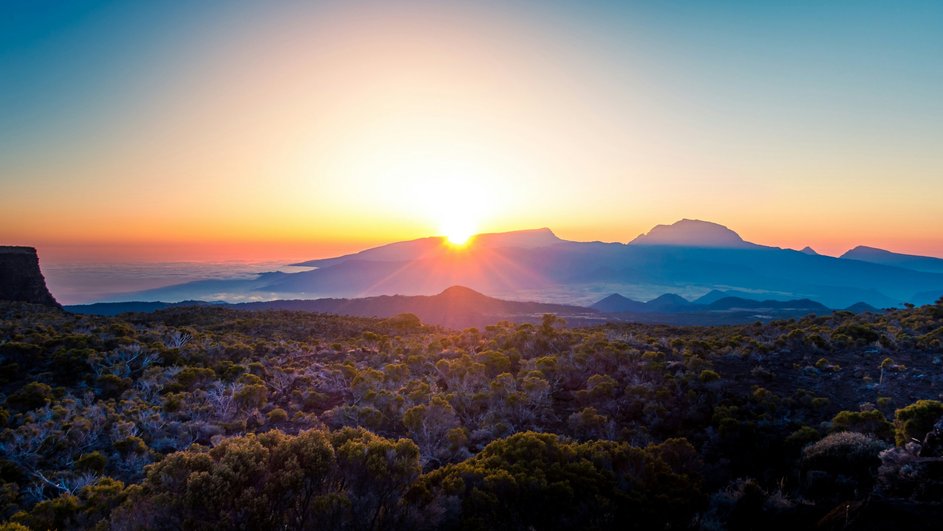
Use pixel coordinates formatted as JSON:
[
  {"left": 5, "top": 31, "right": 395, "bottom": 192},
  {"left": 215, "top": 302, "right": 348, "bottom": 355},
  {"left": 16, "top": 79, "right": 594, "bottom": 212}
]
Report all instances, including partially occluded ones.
[{"left": 2, "top": 0, "right": 942, "bottom": 259}]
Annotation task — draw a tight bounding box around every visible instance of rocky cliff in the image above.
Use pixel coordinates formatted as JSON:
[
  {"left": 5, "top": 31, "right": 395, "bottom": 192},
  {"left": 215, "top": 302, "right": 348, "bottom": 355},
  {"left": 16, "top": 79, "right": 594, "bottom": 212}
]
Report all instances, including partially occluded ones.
[{"left": 0, "top": 246, "right": 60, "bottom": 306}]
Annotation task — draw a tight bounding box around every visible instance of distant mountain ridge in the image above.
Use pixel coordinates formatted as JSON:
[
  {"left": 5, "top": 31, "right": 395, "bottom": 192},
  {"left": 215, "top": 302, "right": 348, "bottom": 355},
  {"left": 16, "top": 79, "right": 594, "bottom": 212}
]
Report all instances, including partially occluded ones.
[
  {"left": 111, "top": 219, "right": 943, "bottom": 309},
  {"left": 68, "top": 286, "right": 877, "bottom": 328},
  {"left": 591, "top": 291, "right": 829, "bottom": 314},
  {"left": 293, "top": 228, "right": 563, "bottom": 268},
  {"left": 841, "top": 245, "right": 943, "bottom": 274},
  {"left": 68, "top": 286, "right": 602, "bottom": 328}
]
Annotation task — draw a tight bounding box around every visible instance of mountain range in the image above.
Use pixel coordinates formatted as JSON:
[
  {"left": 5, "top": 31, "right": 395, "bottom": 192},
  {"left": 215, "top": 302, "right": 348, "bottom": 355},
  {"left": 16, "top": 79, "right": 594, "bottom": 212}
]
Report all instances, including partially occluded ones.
[
  {"left": 67, "top": 285, "right": 855, "bottom": 328},
  {"left": 114, "top": 219, "right": 943, "bottom": 309}
]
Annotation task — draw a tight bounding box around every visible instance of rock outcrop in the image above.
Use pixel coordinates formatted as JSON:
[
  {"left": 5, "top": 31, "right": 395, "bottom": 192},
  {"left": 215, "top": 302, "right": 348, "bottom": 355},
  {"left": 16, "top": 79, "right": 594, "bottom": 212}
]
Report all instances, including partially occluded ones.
[{"left": 0, "top": 246, "right": 60, "bottom": 307}]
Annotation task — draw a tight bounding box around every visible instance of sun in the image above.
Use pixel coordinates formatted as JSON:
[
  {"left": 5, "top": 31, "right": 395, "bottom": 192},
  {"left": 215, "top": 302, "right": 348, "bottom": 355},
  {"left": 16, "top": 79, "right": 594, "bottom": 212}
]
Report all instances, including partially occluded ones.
[{"left": 441, "top": 215, "right": 477, "bottom": 247}]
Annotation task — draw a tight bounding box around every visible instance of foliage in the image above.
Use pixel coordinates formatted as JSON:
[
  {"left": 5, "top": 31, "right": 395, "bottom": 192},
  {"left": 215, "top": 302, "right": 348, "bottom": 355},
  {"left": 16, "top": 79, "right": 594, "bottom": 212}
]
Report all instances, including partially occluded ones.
[
  {"left": 110, "top": 428, "right": 419, "bottom": 530},
  {"left": 409, "top": 432, "right": 702, "bottom": 530},
  {"left": 1, "top": 300, "right": 943, "bottom": 528},
  {"left": 893, "top": 400, "right": 943, "bottom": 445}
]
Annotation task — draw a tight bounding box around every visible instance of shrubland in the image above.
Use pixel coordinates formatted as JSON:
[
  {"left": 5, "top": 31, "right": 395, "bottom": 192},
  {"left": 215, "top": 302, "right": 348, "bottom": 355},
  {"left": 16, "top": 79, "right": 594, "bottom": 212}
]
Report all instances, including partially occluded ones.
[{"left": 1, "top": 298, "right": 942, "bottom": 529}]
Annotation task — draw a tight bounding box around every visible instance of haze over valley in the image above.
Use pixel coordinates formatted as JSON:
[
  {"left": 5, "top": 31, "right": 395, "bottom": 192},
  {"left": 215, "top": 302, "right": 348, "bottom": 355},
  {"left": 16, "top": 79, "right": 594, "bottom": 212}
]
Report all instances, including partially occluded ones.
[{"left": 80, "top": 219, "right": 943, "bottom": 314}]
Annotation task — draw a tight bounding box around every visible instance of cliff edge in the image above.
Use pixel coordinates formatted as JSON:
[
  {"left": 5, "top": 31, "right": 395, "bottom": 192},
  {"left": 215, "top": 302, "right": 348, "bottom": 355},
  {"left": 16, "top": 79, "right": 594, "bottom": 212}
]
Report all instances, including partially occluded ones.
[{"left": 0, "top": 246, "right": 60, "bottom": 307}]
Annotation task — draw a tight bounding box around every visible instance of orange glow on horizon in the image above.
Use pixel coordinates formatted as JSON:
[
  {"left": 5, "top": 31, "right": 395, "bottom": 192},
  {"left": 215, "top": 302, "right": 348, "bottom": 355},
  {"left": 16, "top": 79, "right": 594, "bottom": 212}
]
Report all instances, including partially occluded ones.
[{"left": 1, "top": 3, "right": 941, "bottom": 263}]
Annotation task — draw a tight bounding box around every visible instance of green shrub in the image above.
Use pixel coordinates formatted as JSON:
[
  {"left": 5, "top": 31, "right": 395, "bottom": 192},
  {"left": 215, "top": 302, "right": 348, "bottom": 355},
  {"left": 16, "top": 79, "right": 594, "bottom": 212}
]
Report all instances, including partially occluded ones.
[
  {"left": 6, "top": 382, "right": 53, "bottom": 411},
  {"left": 811, "top": 397, "right": 830, "bottom": 408},
  {"left": 267, "top": 408, "right": 288, "bottom": 423},
  {"left": 894, "top": 400, "right": 943, "bottom": 445},
  {"left": 699, "top": 369, "right": 720, "bottom": 382},
  {"left": 76, "top": 452, "right": 108, "bottom": 474},
  {"left": 831, "top": 410, "right": 893, "bottom": 440}
]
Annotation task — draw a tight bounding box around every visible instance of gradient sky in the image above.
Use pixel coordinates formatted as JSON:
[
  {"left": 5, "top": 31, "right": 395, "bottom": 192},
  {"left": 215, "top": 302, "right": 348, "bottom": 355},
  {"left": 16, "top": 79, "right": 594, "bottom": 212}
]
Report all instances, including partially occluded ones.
[{"left": 2, "top": 0, "right": 942, "bottom": 262}]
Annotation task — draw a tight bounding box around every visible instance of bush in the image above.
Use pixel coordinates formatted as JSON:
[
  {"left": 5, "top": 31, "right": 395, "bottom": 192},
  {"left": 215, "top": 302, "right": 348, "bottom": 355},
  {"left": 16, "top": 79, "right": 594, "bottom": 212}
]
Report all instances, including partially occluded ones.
[
  {"left": 785, "top": 426, "right": 820, "bottom": 450},
  {"left": 894, "top": 400, "right": 943, "bottom": 445},
  {"left": 235, "top": 384, "right": 268, "bottom": 410},
  {"left": 811, "top": 397, "right": 830, "bottom": 408},
  {"left": 76, "top": 452, "right": 108, "bottom": 474},
  {"left": 267, "top": 408, "right": 288, "bottom": 423},
  {"left": 96, "top": 374, "right": 131, "bottom": 399},
  {"left": 699, "top": 369, "right": 720, "bottom": 383},
  {"left": 385, "top": 312, "right": 422, "bottom": 331},
  {"left": 802, "top": 432, "right": 888, "bottom": 474},
  {"left": 111, "top": 428, "right": 419, "bottom": 530},
  {"left": 410, "top": 432, "right": 703, "bottom": 530},
  {"left": 831, "top": 410, "right": 893, "bottom": 440},
  {"left": 6, "top": 382, "right": 53, "bottom": 411}
]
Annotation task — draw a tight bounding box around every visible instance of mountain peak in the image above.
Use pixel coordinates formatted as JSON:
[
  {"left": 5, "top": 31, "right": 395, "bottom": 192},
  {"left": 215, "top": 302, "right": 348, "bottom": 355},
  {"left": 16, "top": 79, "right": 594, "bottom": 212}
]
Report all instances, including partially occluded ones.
[
  {"left": 800, "top": 246, "right": 819, "bottom": 255},
  {"left": 841, "top": 245, "right": 888, "bottom": 258},
  {"left": 437, "top": 285, "right": 487, "bottom": 298},
  {"left": 648, "top": 293, "right": 692, "bottom": 304},
  {"left": 590, "top": 293, "right": 646, "bottom": 313},
  {"left": 628, "top": 219, "right": 751, "bottom": 248},
  {"left": 644, "top": 293, "right": 695, "bottom": 312}
]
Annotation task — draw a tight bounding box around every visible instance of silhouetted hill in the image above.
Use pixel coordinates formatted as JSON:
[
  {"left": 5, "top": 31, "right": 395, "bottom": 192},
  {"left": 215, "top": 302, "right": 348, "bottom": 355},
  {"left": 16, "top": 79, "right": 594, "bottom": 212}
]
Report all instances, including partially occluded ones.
[
  {"left": 693, "top": 289, "right": 795, "bottom": 305},
  {"left": 68, "top": 286, "right": 851, "bottom": 327},
  {"left": 845, "top": 301, "right": 880, "bottom": 313},
  {"left": 69, "top": 287, "right": 602, "bottom": 329},
  {"left": 590, "top": 293, "right": 833, "bottom": 325},
  {"left": 645, "top": 293, "right": 696, "bottom": 312},
  {"left": 800, "top": 246, "right": 818, "bottom": 255},
  {"left": 693, "top": 290, "right": 731, "bottom": 305},
  {"left": 232, "top": 285, "right": 603, "bottom": 329},
  {"left": 590, "top": 293, "right": 647, "bottom": 313},
  {"left": 841, "top": 245, "right": 943, "bottom": 274},
  {"left": 0, "top": 246, "right": 59, "bottom": 307}
]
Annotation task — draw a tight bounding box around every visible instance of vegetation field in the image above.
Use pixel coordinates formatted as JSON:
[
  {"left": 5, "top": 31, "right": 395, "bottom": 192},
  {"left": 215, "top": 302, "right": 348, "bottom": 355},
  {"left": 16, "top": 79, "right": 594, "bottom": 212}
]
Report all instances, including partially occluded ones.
[{"left": 1, "top": 300, "right": 943, "bottom": 530}]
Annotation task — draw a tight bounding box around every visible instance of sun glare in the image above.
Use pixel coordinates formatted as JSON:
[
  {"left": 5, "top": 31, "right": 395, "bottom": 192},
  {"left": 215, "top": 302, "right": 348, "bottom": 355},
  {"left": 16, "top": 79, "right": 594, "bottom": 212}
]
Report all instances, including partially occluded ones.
[{"left": 441, "top": 216, "right": 476, "bottom": 247}]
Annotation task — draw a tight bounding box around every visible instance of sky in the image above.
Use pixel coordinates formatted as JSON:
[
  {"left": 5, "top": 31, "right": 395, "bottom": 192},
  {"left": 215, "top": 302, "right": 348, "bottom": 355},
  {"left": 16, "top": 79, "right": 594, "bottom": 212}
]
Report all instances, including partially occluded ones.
[{"left": 2, "top": 0, "right": 942, "bottom": 262}]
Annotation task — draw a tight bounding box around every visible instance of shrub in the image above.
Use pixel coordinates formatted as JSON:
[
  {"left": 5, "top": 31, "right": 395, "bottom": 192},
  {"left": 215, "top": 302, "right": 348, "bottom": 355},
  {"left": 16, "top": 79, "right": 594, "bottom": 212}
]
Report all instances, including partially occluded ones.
[
  {"left": 235, "top": 384, "right": 268, "bottom": 410},
  {"left": 267, "top": 408, "right": 289, "bottom": 423},
  {"left": 76, "top": 452, "right": 108, "bottom": 474},
  {"left": 410, "top": 432, "right": 703, "bottom": 530},
  {"left": 811, "top": 397, "right": 830, "bottom": 408},
  {"left": 96, "top": 374, "right": 131, "bottom": 399},
  {"left": 699, "top": 369, "right": 720, "bottom": 383},
  {"left": 831, "top": 410, "right": 894, "bottom": 440},
  {"left": 894, "top": 400, "right": 943, "bottom": 445},
  {"left": 6, "top": 382, "right": 53, "bottom": 411},
  {"left": 802, "top": 432, "right": 888, "bottom": 473},
  {"left": 111, "top": 428, "right": 419, "bottom": 530},
  {"left": 785, "top": 426, "right": 820, "bottom": 449}
]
